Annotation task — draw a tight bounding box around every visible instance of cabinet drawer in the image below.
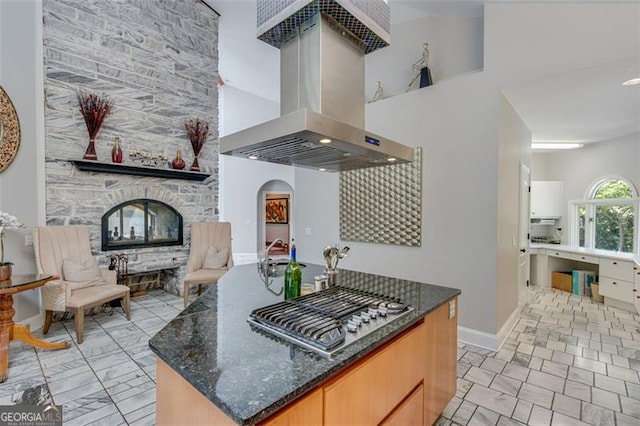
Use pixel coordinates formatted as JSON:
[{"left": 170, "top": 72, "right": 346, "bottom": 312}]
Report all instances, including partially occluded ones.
[
  {"left": 635, "top": 269, "right": 640, "bottom": 290},
  {"left": 599, "top": 258, "right": 635, "bottom": 282},
  {"left": 571, "top": 253, "right": 599, "bottom": 264},
  {"left": 381, "top": 384, "right": 424, "bottom": 426},
  {"left": 598, "top": 276, "right": 634, "bottom": 303},
  {"left": 324, "top": 323, "right": 425, "bottom": 425},
  {"left": 260, "top": 389, "right": 323, "bottom": 426},
  {"left": 548, "top": 250, "right": 572, "bottom": 260}
]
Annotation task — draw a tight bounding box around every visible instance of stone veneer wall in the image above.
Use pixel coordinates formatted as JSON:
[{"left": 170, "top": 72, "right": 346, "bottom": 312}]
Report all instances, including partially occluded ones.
[{"left": 42, "top": 0, "right": 219, "bottom": 295}]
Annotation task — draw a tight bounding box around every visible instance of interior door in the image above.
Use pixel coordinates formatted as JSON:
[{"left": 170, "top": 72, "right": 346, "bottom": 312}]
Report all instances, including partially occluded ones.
[{"left": 518, "top": 163, "right": 531, "bottom": 306}]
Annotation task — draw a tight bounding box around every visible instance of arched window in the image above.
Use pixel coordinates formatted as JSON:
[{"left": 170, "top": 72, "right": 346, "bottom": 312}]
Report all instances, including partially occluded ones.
[{"left": 573, "top": 177, "right": 637, "bottom": 253}]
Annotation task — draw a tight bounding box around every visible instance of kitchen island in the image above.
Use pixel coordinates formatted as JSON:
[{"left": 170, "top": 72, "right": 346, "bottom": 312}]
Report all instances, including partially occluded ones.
[{"left": 149, "top": 263, "right": 460, "bottom": 425}]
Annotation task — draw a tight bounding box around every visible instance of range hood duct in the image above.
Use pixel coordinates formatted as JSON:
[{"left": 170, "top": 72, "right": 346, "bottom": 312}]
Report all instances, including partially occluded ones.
[{"left": 220, "top": 1, "right": 415, "bottom": 172}]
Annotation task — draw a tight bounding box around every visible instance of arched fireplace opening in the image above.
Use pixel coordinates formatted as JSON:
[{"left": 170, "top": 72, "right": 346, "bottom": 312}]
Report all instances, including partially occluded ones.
[{"left": 102, "top": 199, "right": 183, "bottom": 251}]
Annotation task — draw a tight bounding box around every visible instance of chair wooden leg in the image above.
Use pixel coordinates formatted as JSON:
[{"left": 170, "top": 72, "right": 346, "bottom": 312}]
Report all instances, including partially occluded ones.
[
  {"left": 122, "top": 293, "right": 131, "bottom": 321},
  {"left": 43, "top": 310, "right": 52, "bottom": 335},
  {"left": 74, "top": 308, "right": 84, "bottom": 345},
  {"left": 197, "top": 284, "right": 203, "bottom": 296},
  {"left": 184, "top": 283, "right": 189, "bottom": 308}
]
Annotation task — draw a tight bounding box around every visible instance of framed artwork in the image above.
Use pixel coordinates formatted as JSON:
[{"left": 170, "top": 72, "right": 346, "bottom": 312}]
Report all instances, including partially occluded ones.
[{"left": 266, "top": 198, "right": 288, "bottom": 224}]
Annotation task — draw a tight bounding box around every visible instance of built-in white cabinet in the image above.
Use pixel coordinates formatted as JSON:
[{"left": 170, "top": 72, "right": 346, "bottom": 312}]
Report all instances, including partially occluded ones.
[
  {"left": 635, "top": 269, "right": 640, "bottom": 311},
  {"left": 598, "top": 258, "right": 636, "bottom": 304},
  {"left": 570, "top": 253, "right": 599, "bottom": 264},
  {"left": 531, "top": 181, "right": 563, "bottom": 218},
  {"left": 530, "top": 246, "right": 640, "bottom": 313},
  {"left": 547, "top": 249, "right": 572, "bottom": 260}
]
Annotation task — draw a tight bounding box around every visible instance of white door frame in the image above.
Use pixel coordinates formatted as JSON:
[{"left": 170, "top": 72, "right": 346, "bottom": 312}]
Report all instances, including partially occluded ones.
[
  {"left": 518, "top": 162, "right": 531, "bottom": 306},
  {"left": 259, "top": 189, "right": 293, "bottom": 256}
]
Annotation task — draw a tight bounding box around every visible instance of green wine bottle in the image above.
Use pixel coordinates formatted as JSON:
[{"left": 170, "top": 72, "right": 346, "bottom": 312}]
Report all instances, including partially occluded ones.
[{"left": 284, "top": 241, "right": 301, "bottom": 300}]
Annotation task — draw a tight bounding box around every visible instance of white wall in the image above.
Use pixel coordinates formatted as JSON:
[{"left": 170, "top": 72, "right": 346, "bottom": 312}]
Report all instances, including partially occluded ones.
[
  {"left": 358, "top": 71, "right": 501, "bottom": 337},
  {"left": 365, "top": 15, "right": 484, "bottom": 100},
  {"left": 218, "top": 83, "right": 292, "bottom": 260},
  {"left": 210, "top": 0, "right": 280, "bottom": 103},
  {"left": 220, "top": 155, "right": 294, "bottom": 258},
  {"left": 293, "top": 167, "right": 340, "bottom": 266},
  {"left": 217, "top": 2, "right": 640, "bottom": 343},
  {"left": 291, "top": 3, "right": 639, "bottom": 343},
  {"left": 0, "top": 0, "right": 45, "bottom": 325},
  {"left": 532, "top": 133, "right": 640, "bottom": 242},
  {"left": 219, "top": 85, "right": 279, "bottom": 136}
]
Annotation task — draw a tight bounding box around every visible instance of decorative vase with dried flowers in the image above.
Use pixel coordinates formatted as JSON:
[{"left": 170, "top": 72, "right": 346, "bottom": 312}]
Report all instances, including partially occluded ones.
[
  {"left": 0, "top": 211, "right": 25, "bottom": 281},
  {"left": 184, "top": 119, "right": 209, "bottom": 171},
  {"left": 77, "top": 90, "right": 113, "bottom": 161}
]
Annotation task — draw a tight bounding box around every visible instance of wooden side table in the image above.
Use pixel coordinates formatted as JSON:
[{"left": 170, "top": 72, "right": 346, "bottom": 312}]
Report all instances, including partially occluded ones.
[{"left": 0, "top": 274, "right": 70, "bottom": 383}]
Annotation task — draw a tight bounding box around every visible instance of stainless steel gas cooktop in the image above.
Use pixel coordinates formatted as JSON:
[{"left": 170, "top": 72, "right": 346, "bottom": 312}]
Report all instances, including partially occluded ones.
[{"left": 247, "top": 286, "right": 413, "bottom": 357}]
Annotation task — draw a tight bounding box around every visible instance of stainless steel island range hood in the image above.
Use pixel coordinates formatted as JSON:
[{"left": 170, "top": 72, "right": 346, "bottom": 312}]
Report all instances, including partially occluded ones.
[{"left": 220, "top": 0, "right": 415, "bottom": 172}]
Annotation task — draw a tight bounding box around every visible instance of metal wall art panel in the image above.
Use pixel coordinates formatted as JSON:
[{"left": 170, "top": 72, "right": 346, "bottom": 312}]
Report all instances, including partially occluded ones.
[{"left": 339, "top": 147, "right": 422, "bottom": 246}]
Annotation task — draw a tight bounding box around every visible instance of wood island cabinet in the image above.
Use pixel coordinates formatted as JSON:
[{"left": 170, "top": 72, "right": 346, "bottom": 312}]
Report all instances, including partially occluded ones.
[
  {"left": 424, "top": 298, "right": 457, "bottom": 425},
  {"left": 157, "top": 298, "right": 458, "bottom": 426},
  {"left": 260, "top": 389, "right": 323, "bottom": 426},
  {"left": 322, "top": 319, "right": 427, "bottom": 424},
  {"left": 381, "top": 384, "right": 424, "bottom": 426}
]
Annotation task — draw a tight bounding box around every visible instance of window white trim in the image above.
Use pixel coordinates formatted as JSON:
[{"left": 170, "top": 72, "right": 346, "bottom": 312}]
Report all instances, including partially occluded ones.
[
  {"left": 586, "top": 174, "right": 638, "bottom": 199},
  {"left": 570, "top": 177, "right": 638, "bottom": 254},
  {"left": 568, "top": 199, "right": 581, "bottom": 247}
]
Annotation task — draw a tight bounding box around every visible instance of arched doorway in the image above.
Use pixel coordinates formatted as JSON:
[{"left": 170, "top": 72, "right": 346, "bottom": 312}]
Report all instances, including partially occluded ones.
[{"left": 257, "top": 180, "right": 293, "bottom": 258}]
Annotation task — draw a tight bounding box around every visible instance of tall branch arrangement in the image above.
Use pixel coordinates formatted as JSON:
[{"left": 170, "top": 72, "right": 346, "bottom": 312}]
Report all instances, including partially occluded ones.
[
  {"left": 184, "top": 119, "right": 209, "bottom": 156},
  {"left": 77, "top": 90, "right": 113, "bottom": 140}
]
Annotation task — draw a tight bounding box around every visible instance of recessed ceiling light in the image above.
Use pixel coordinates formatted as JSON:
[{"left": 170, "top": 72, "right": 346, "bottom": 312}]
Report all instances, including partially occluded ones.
[
  {"left": 248, "top": 155, "right": 258, "bottom": 159},
  {"left": 318, "top": 168, "right": 326, "bottom": 172},
  {"left": 622, "top": 77, "right": 640, "bottom": 86},
  {"left": 319, "top": 138, "right": 331, "bottom": 144},
  {"left": 387, "top": 157, "right": 396, "bottom": 162},
  {"left": 531, "top": 143, "right": 584, "bottom": 150}
]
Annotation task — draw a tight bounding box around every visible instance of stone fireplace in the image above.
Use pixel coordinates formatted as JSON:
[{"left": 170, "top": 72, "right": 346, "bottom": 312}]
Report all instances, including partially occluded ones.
[
  {"left": 42, "top": 0, "right": 219, "bottom": 295},
  {"left": 102, "top": 199, "right": 183, "bottom": 251}
]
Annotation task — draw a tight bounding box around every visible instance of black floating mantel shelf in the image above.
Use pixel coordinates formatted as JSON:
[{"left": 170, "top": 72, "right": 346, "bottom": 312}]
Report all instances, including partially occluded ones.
[{"left": 72, "top": 160, "right": 210, "bottom": 182}]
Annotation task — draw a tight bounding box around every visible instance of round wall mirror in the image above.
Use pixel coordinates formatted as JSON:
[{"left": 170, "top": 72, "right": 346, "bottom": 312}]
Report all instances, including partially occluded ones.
[{"left": 0, "top": 86, "right": 21, "bottom": 173}]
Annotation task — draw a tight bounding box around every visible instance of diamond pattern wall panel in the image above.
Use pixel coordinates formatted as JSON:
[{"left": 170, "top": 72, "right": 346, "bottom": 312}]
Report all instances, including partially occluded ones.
[{"left": 340, "top": 147, "right": 421, "bottom": 246}]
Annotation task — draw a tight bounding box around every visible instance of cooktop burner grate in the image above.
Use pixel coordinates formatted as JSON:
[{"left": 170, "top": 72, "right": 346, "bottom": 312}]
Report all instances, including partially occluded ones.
[{"left": 248, "top": 286, "right": 411, "bottom": 356}]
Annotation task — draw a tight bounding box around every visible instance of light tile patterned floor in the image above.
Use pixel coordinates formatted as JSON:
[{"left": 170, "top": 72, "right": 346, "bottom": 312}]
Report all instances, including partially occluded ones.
[
  {"left": 2, "top": 286, "right": 640, "bottom": 425},
  {"left": 0, "top": 289, "right": 183, "bottom": 425},
  {"left": 438, "top": 286, "right": 640, "bottom": 426}
]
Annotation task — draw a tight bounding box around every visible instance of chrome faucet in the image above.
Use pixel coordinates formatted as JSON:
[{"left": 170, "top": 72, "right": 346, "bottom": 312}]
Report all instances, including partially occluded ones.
[
  {"left": 322, "top": 244, "right": 350, "bottom": 286},
  {"left": 258, "top": 238, "right": 284, "bottom": 295}
]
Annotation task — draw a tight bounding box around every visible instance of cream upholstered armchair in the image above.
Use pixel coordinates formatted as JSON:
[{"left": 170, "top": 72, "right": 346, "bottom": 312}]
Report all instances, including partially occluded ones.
[
  {"left": 33, "top": 225, "right": 131, "bottom": 344},
  {"left": 183, "top": 221, "right": 233, "bottom": 307}
]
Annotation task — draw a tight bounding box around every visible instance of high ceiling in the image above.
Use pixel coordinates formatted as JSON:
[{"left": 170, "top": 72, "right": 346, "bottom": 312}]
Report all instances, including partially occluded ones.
[
  {"left": 207, "top": 0, "right": 640, "bottom": 147},
  {"left": 503, "top": 56, "right": 640, "bottom": 146}
]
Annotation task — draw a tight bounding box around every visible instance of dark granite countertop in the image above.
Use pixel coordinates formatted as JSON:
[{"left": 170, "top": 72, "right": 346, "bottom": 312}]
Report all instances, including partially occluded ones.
[{"left": 149, "top": 263, "right": 460, "bottom": 425}]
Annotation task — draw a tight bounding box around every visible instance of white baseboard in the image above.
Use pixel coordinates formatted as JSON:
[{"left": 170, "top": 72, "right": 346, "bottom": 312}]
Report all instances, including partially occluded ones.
[
  {"left": 233, "top": 253, "right": 259, "bottom": 265},
  {"left": 604, "top": 297, "right": 636, "bottom": 313},
  {"left": 458, "top": 303, "right": 523, "bottom": 352},
  {"left": 496, "top": 305, "right": 522, "bottom": 350},
  {"left": 458, "top": 326, "right": 498, "bottom": 351},
  {"left": 458, "top": 304, "right": 522, "bottom": 352},
  {"left": 19, "top": 313, "right": 43, "bottom": 333}
]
